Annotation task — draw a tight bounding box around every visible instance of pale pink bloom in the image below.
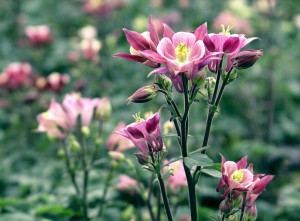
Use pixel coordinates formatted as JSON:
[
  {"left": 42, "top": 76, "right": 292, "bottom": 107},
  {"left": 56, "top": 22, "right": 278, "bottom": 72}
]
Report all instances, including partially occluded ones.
[
  {"left": 82, "top": 0, "right": 126, "bottom": 15},
  {"left": 25, "top": 25, "right": 52, "bottom": 46},
  {"left": 36, "top": 93, "right": 102, "bottom": 138},
  {"left": 96, "top": 97, "right": 111, "bottom": 122},
  {"left": 180, "top": 214, "right": 191, "bottom": 221},
  {"left": 0, "top": 62, "right": 32, "bottom": 89},
  {"left": 115, "top": 175, "right": 139, "bottom": 193},
  {"left": 106, "top": 122, "right": 134, "bottom": 152},
  {"left": 213, "top": 11, "right": 253, "bottom": 35},
  {"left": 167, "top": 160, "right": 187, "bottom": 190},
  {"left": 116, "top": 111, "right": 163, "bottom": 155},
  {"left": 80, "top": 39, "right": 102, "bottom": 61},
  {"left": 67, "top": 51, "right": 80, "bottom": 62}
]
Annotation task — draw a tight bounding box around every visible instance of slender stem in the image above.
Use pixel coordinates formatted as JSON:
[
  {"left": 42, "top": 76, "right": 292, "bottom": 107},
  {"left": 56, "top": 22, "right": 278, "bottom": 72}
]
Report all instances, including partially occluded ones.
[
  {"left": 211, "top": 54, "right": 224, "bottom": 104},
  {"left": 239, "top": 202, "right": 246, "bottom": 221},
  {"left": 221, "top": 214, "right": 226, "bottom": 221},
  {"left": 61, "top": 141, "right": 81, "bottom": 196},
  {"left": 98, "top": 167, "right": 114, "bottom": 217},
  {"left": 156, "top": 187, "right": 161, "bottom": 221},
  {"left": 215, "top": 67, "right": 233, "bottom": 106},
  {"left": 157, "top": 173, "right": 173, "bottom": 221},
  {"left": 181, "top": 74, "right": 198, "bottom": 221},
  {"left": 146, "top": 176, "right": 155, "bottom": 221}
]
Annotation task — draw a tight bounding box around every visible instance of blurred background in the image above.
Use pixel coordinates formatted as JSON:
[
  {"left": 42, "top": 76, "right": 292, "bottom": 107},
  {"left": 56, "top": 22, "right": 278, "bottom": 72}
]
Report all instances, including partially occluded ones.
[{"left": 0, "top": 0, "right": 299, "bottom": 220}]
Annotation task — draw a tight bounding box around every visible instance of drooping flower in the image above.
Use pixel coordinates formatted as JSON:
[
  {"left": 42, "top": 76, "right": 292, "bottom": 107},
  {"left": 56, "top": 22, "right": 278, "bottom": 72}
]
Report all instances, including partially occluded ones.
[
  {"left": 25, "top": 25, "right": 52, "bottom": 46},
  {"left": 106, "top": 122, "right": 134, "bottom": 152},
  {"left": 36, "top": 93, "right": 104, "bottom": 138},
  {"left": 232, "top": 50, "right": 263, "bottom": 70},
  {"left": 0, "top": 62, "right": 32, "bottom": 89},
  {"left": 203, "top": 26, "right": 259, "bottom": 72},
  {"left": 116, "top": 111, "right": 163, "bottom": 155}
]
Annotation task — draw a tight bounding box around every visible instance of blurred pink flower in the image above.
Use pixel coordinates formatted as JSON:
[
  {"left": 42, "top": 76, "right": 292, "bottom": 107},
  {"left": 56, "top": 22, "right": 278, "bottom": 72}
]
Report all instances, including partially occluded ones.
[
  {"left": 25, "top": 25, "right": 52, "bottom": 46},
  {"left": 67, "top": 51, "right": 80, "bottom": 62},
  {"left": 36, "top": 93, "right": 103, "bottom": 138},
  {"left": 80, "top": 39, "right": 102, "bottom": 61},
  {"left": 82, "top": 0, "right": 126, "bottom": 15},
  {"left": 115, "top": 175, "right": 139, "bottom": 193},
  {"left": 116, "top": 111, "right": 163, "bottom": 155},
  {"left": 106, "top": 122, "right": 134, "bottom": 152},
  {"left": 167, "top": 160, "right": 187, "bottom": 190},
  {"left": 46, "top": 72, "right": 70, "bottom": 93},
  {"left": 0, "top": 62, "right": 32, "bottom": 89},
  {"left": 180, "top": 214, "right": 191, "bottom": 221},
  {"left": 213, "top": 11, "right": 253, "bottom": 35}
]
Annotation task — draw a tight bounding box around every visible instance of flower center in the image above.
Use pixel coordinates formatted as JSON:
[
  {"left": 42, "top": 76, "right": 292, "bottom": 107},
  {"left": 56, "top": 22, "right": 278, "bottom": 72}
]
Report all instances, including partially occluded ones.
[
  {"left": 220, "top": 24, "right": 233, "bottom": 36},
  {"left": 230, "top": 170, "right": 244, "bottom": 183},
  {"left": 132, "top": 112, "right": 144, "bottom": 123},
  {"left": 175, "top": 43, "right": 190, "bottom": 63}
]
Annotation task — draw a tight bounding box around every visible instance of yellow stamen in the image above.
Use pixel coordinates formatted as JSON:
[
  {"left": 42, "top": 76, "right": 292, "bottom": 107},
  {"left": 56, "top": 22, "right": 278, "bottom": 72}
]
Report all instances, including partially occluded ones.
[
  {"left": 230, "top": 170, "right": 244, "bottom": 183},
  {"left": 175, "top": 43, "right": 190, "bottom": 63},
  {"left": 132, "top": 112, "right": 144, "bottom": 123},
  {"left": 220, "top": 24, "right": 233, "bottom": 36}
]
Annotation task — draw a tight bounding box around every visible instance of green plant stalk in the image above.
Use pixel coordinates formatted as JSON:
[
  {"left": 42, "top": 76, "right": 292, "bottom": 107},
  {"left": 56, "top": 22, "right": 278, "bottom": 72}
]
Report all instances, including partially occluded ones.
[
  {"left": 181, "top": 74, "right": 198, "bottom": 221},
  {"left": 239, "top": 195, "right": 246, "bottom": 221},
  {"left": 98, "top": 166, "right": 114, "bottom": 217},
  {"left": 221, "top": 214, "right": 226, "bottom": 221}
]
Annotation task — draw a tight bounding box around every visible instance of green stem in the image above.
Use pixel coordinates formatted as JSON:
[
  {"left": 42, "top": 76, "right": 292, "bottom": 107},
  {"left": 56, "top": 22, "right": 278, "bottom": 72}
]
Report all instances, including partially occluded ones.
[
  {"left": 181, "top": 74, "right": 198, "bottom": 221},
  {"left": 211, "top": 54, "right": 224, "bottom": 104},
  {"left": 156, "top": 187, "right": 161, "bottom": 221},
  {"left": 157, "top": 173, "right": 173, "bottom": 221},
  {"left": 239, "top": 201, "right": 246, "bottom": 221},
  {"left": 98, "top": 167, "right": 114, "bottom": 217},
  {"left": 146, "top": 176, "right": 155, "bottom": 221},
  {"left": 221, "top": 214, "right": 226, "bottom": 221}
]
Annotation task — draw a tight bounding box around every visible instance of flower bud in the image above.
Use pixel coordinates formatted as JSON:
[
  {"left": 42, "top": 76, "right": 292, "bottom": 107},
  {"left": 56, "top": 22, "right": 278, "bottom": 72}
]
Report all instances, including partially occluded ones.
[
  {"left": 219, "top": 199, "right": 233, "bottom": 214},
  {"left": 204, "top": 77, "right": 216, "bottom": 94},
  {"left": 193, "top": 69, "right": 206, "bottom": 87},
  {"left": 134, "top": 152, "right": 150, "bottom": 165},
  {"left": 96, "top": 98, "right": 111, "bottom": 122},
  {"left": 244, "top": 204, "right": 258, "bottom": 221},
  {"left": 109, "top": 151, "right": 125, "bottom": 161},
  {"left": 127, "top": 84, "right": 158, "bottom": 103},
  {"left": 232, "top": 50, "right": 263, "bottom": 70},
  {"left": 81, "top": 126, "right": 90, "bottom": 137},
  {"left": 155, "top": 74, "right": 172, "bottom": 91}
]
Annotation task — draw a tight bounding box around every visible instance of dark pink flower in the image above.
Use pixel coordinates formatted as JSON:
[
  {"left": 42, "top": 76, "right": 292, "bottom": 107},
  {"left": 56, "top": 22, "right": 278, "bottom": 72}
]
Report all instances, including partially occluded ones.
[
  {"left": 116, "top": 111, "right": 163, "bottom": 155},
  {"left": 46, "top": 72, "right": 70, "bottom": 93},
  {"left": 25, "top": 25, "right": 52, "bottom": 47}
]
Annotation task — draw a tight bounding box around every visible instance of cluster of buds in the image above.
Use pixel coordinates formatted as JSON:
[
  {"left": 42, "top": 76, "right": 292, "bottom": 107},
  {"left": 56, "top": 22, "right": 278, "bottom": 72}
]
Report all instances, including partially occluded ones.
[
  {"left": 0, "top": 62, "right": 32, "bottom": 89},
  {"left": 35, "top": 72, "right": 70, "bottom": 93},
  {"left": 24, "top": 25, "right": 52, "bottom": 47},
  {"left": 36, "top": 93, "right": 111, "bottom": 138},
  {"left": 217, "top": 155, "right": 273, "bottom": 220}
]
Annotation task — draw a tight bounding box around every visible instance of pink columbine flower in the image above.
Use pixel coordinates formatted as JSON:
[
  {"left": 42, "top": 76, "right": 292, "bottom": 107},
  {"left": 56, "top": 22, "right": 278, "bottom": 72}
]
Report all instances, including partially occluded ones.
[
  {"left": 36, "top": 93, "right": 103, "bottom": 138},
  {"left": 25, "top": 25, "right": 52, "bottom": 46},
  {"left": 114, "top": 17, "right": 160, "bottom": 68},
  {"left": 106, "top": 122, "right": 134, "bottom": 152},
  {"left": 116, "top": 111, "right": 163, "bottom": 155},
  {"left": 46, "top": 72, "right": 70, "bottom": 93},
  {"left": 115, "top": 175, "right": 139, "bottom": 193},
  {"left": 203, "top": 26, "right": 258, "bottom": 72},
  {"left": 167, "top": 160, "right": 187, "bottom": 190},
  {"left": 0, "top": 62, "right": 32, "bottom": 89}
]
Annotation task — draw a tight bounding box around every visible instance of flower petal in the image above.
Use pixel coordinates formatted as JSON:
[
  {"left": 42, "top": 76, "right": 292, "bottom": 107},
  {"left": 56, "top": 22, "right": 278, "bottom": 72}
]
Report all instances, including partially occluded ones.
[
  {"left": 163, "top": 23, "right": 175, "bottom": 39},
  {"left": 194, "top": 22, "right": 207, "bottom": 41},
  {"left": 157, "top": 38, "right": 176, "bottom": 60},
  {"left": 123, "top": 28, "right": 150, "bottom": 50},
  {"left": 223, "top": 161, "right": 238, "bottom": 177},
  {"left": 148, "top": 16, "right": 159, "bottom": 46},
  {"left": 188, "top": 40, "right": 205, "bottom": 61},
  {"left": 172, "top": 32, "right": 196, "bottom": 48},
  {"left": 139, "top": 50, "right": 167, "bottom": 63}
]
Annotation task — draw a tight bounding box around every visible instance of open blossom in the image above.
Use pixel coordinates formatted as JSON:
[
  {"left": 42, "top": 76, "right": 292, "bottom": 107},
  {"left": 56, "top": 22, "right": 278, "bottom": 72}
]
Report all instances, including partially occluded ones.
[
  {"left": 25, "top": 25, "right": 52, "bottom": 46},
  {"left": 115, "top": 175, "right": 139, "bottom": 193},
  {"left": 36, "top": 93, "right": 106, "bottom": 138},
  {"left": 116, "top": 111, "right": 163, "bottom": 155},
  {"left": 106, "top": 122, "right": 134, "bottom": 152},
  {"left": 203, "top": 26, "right": 259, "bottom": 72},
  {"left": 0, "top": 62, "right": 32, "bottom": 89},
  {"left": 217, "top": 154, "right": 273, "bottom": 205}
]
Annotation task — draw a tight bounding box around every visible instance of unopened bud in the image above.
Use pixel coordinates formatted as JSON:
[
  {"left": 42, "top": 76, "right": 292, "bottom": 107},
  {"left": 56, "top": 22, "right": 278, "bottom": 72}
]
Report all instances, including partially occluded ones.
[
  {"left": 127, "top": 84, "right": 158, "bottom": 103},
  {"left": 155, "top": 74, "right": 172, "bottom": 91},
  {"left": 81, "top": 126, "right": 90, "bottom": 137},
  {"left": 97, "top": 98, "right": 111, "bottom": 122},
  {"left": 244, "top": 204, "right": 258, "bottom": 221},
  {"left": 70, "top": 139, "right": 81, "bottom": 152},
  {"left": 193, "top": 69, "right": 206, "bottom": 86},
  {"left": 57, "top": 149, "right": 65, "bottom": 157},
  {"left": 109, "top": 151, "right": 125, "bottom": 161},
  {"left": 219, "top": 199, "right": 233, "bottom": 214},
  {"left": 204, "top": 77, "right": 216, "bottom": 94},
  {"left": 134, "top": 152, "right": 150, "bottom": 165},
  {"left": 232, "top": 50, "right": 263, "bottom": 70}
]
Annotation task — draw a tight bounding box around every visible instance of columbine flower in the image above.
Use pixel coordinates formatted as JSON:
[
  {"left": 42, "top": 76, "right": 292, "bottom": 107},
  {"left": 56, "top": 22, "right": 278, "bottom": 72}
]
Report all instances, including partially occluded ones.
[
  {"left": 115, "top": 175, "right": 139, "bottom": 194},
  {"left": 46, "top": 72, "right": 70, "bottom": 92},
  {"left": 232, "top": 50, "right": 263, "bottom": 70},
  {"left": 127, "top": 84, "right": 159, "bottom": 103},
  {"left": 167, "top": 160, "right": 187, "bottom": 190},
  {"left": 25, "top": 25, "right": 52, "bottom": 46},
  {"left": 36, "top": 93, "right": 103, "bottom": 138},
  {"left": 116, "top": 111, "right": 163, "bottom": 155},
  {"left": 203, "top": 25, "right": 258, "bottom": 72},
  {"left": 0, "top": 62, "right": 32, "bottom": 89}
]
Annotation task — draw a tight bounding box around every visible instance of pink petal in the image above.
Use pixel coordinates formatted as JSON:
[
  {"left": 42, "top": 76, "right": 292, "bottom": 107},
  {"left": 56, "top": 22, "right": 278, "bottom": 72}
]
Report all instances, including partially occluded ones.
[
  {"left": 123, "top": 28, "right": 150, "bottom": 50},
  {"left": 252, "top": 175, "right": 274, "bottom": 195},
  {"left": 113, "top": 53, "right": 146, "bottom": 62},
  {"left": 223, "top": 161, "right": 238, "bottom": 177},
  {"left": 194, "top": 22, "right": 207, "bottom": 41},
  {"left": 139, "top": 50, "right": 167, "bottom": 63},
  {"left": 240, "top": 169, "right": 254, "bottom": 187},
  {"left": 163, "top": 23, "right": 175, "bottom": 39},
  {"left": 172, "top": 32, "right": 196, "bottom": 48},
  {"left": 146, "top": 112, "right": 160, "bottom": 134},
  {"left": 223, "top": 37, "right": 240, "bottom": 53},
  {"left": 157, "top": 38, "right": 176, "bottom": 60},
  {"left": 147, "top": 67, "right": 169, "bottom": 77},
  {"left": 148, "top": 16, "right": 159, "bottom": 46},
  {"left": 237, "top": 155, "right": 248, "bottom": 169},
  {"left": 188, "top": 40, "right": 205, "bottom": 61}
]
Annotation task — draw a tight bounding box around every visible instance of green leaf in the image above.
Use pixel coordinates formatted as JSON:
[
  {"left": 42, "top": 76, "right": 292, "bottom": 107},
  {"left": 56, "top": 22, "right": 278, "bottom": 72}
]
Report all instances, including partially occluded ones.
[
  {"left": 201, "top": 169, "right": 222, "bottom": 178},
  {"left": 184, "top": 153, "right": 213, "bottom": 169}
]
